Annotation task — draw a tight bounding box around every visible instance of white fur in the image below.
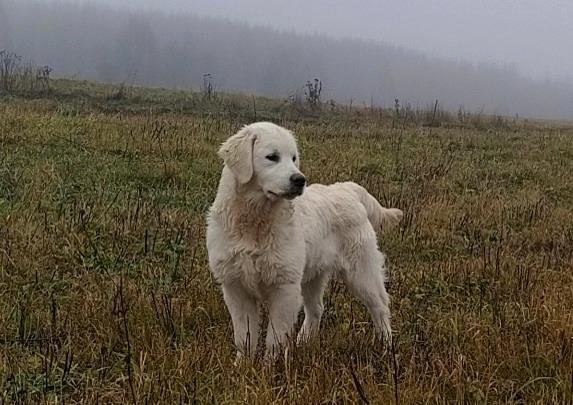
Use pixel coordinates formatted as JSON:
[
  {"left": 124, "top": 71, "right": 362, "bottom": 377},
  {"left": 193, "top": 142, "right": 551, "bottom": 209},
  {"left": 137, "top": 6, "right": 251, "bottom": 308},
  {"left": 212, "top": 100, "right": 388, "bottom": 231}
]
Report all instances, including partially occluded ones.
[{"left": 206, "top": 122, "right": 403, "bottom": 358}]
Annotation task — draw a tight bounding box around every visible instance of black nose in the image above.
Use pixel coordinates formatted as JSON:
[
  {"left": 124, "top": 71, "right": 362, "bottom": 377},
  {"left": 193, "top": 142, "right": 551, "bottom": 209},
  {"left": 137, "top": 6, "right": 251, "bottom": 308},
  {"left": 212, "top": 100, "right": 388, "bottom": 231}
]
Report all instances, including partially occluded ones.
[{"left": 290, "top": 173, "right": 306, "bottom": 188}]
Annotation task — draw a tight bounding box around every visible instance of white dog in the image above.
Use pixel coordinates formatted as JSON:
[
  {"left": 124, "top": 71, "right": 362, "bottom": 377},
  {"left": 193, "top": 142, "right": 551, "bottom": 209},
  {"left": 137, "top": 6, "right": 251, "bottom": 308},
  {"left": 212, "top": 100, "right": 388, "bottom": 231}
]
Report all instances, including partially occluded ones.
[{"left": 206, "top": 122, "right": 402, "bottom": 358}]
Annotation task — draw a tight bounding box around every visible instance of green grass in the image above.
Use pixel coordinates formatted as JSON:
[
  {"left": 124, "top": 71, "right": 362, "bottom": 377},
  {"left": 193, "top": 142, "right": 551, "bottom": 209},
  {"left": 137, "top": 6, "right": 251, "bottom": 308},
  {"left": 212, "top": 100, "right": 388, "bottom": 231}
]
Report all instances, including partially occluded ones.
[{"left": 1, "top": 80, "right": 572, "bottom": 403}]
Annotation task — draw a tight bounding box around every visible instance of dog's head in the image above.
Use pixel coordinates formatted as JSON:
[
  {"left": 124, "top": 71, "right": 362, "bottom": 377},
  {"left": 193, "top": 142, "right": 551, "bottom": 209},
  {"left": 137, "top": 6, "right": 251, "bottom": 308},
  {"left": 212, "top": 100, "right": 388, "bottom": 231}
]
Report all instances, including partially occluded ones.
[{"left": 218, "top": 122, "right": 306, "bottom": 200}]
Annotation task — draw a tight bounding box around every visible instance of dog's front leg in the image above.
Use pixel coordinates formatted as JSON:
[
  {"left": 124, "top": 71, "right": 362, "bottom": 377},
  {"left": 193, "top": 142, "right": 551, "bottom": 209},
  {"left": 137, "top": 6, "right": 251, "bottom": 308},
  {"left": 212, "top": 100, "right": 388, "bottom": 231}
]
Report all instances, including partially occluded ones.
[
  {"left": 265, "top": 283, "right": 302, "bottom": 358},
  {"left": 222, "top": 283, "right": 260, "bottom": 359}
]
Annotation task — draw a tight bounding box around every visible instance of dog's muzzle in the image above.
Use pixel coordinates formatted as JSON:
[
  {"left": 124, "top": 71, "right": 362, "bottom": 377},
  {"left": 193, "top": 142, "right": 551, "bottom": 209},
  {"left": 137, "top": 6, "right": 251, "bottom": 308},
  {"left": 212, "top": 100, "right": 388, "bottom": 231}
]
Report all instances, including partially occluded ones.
[{"left": 289, "top": 173, "right": 306, "bottom": 195}]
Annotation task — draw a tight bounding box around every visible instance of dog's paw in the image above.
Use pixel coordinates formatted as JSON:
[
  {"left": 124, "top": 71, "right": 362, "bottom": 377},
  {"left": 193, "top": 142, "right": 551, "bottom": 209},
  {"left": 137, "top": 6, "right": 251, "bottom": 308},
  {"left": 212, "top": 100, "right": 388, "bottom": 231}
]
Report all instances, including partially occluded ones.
[{"left": 233, "top": 351, "right": 246, "bottom": 367}]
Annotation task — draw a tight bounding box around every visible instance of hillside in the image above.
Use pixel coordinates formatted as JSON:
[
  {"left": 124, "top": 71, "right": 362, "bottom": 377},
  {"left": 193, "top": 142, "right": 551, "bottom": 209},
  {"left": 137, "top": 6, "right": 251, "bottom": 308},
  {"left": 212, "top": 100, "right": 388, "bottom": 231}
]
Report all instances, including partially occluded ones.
[{"left": 1, "top": 80, "right": 572, "bottom": 402}]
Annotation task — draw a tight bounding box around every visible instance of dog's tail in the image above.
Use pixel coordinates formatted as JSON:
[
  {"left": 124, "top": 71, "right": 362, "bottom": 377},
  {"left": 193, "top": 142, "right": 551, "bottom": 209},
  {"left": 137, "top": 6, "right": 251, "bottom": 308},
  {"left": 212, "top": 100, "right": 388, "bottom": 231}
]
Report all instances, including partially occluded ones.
[{"left": 344, "top": 182, "right": 403, "bottom": 233}]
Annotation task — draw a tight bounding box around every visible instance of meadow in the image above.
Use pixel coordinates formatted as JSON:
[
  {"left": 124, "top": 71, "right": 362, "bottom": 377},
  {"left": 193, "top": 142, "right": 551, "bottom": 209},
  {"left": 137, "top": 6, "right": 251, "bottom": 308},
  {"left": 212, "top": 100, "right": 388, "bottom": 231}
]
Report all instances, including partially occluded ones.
[{"left": 1, "top": 80, "right": 572, "bottom": 403}]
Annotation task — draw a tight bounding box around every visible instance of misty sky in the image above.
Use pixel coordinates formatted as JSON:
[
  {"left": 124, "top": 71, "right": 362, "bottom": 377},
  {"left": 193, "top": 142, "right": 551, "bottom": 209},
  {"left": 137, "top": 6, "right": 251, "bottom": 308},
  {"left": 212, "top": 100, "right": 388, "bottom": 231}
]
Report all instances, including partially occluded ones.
[{"left": 71, "top": 0, "right": 573, "bottom": 83}]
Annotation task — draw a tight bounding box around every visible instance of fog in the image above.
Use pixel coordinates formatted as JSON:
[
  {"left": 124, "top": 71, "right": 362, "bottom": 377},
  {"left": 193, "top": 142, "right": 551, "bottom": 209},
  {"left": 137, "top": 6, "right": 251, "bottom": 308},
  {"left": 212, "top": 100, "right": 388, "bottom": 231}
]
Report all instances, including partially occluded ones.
[
  {"left": 87, "top": 0, "right": 573, "bottom": 83},
  {"left": 2, "top": 0, "right": 572, "bottom": 119}
]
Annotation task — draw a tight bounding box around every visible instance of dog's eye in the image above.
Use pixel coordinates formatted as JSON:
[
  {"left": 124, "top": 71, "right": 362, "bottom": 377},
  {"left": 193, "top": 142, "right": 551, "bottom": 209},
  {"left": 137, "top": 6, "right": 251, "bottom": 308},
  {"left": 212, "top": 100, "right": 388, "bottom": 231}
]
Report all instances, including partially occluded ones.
[
  {"left": 266, "top": 154, "right": 279, "bottom": 162},
  {"left": 292, "top": 156, "right": 297, "bottom": 162}
]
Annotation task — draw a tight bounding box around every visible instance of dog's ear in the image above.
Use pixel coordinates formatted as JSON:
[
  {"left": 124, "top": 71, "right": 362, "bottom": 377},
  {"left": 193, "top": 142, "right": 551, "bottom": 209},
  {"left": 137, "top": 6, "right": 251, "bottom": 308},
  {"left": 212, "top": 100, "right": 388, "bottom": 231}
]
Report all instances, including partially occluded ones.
[{"left": 218, "top": 126, "right": 256, "bottom": 184}]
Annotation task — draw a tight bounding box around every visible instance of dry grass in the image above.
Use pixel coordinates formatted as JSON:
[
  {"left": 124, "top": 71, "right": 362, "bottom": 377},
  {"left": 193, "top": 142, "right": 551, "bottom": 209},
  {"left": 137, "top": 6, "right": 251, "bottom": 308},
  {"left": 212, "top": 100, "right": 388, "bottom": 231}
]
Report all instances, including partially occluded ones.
[{"left": 1, "top": 82, "right": 572, "bottom": 403}]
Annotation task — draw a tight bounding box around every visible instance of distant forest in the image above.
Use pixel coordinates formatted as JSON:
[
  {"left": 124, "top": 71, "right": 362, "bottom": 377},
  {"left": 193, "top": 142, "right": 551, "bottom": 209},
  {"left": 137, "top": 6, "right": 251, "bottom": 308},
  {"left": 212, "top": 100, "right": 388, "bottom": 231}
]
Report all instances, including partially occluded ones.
[{"left": 1, "top": 0, "right": 572, "bottom": 119}]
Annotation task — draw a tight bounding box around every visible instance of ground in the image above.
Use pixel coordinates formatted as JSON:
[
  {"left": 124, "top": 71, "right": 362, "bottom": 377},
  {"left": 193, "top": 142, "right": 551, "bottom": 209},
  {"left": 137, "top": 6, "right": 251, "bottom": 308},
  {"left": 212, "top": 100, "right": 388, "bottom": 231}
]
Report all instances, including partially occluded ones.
[{"left": 1, "top": 81, "right": 572, "bottom": 403}]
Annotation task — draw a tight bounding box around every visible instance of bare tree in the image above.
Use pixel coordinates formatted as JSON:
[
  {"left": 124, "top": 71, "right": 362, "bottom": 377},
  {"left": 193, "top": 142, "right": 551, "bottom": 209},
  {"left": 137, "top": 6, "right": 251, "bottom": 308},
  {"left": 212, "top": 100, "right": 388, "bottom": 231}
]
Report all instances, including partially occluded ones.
[
  {"left": 305, "top": 78, "right": 322, "bottom": 106},
  {"left": 202, "top": 73, "right": 214, "bottom": 100},
  {"left": 0, "top": 50, "right": 51, "bottom": 94}
]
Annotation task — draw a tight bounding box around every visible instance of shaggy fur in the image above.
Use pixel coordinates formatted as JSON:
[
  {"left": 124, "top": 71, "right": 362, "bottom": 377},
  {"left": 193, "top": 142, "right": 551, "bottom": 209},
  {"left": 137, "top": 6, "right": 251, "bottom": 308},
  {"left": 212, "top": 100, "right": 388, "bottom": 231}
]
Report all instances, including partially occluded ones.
[{"left": 206, "top": 122, "right": 403, "bottom": 358}]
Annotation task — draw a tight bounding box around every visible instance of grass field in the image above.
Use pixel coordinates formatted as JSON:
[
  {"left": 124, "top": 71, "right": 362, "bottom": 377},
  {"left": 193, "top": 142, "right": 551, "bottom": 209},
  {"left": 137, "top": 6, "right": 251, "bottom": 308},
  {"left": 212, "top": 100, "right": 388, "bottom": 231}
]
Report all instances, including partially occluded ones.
[{"left": 1, "top": 81, "right": 572, "bottom": 403}]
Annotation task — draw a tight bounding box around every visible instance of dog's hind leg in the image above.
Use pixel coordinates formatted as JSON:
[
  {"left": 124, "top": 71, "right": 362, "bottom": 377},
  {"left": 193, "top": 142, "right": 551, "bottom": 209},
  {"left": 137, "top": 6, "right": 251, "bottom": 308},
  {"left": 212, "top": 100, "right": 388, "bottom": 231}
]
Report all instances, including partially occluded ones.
[
  {"left": 297, "top": 271, "right": 329, "bottom": 344},
  {"left": 342, "top": 248, "right": 392, "bottom": 344},
  {"left": 222, "top": 283, "right": 260, "bottom": 359}
]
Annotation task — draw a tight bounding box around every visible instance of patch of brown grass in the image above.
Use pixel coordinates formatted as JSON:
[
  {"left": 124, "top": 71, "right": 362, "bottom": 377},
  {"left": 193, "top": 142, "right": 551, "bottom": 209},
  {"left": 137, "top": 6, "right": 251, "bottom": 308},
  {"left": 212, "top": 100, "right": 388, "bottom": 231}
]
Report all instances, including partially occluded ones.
[{"left": 1, "top": 86, "right": 572, "bottom": 403}]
